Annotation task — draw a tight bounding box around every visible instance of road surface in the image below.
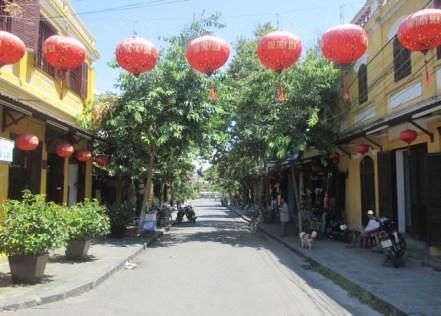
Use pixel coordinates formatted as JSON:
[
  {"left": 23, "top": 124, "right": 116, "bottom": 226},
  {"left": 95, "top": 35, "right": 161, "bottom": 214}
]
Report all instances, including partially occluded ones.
[{"left": 16, "top": 199, "right": 378, "bottom": 316}]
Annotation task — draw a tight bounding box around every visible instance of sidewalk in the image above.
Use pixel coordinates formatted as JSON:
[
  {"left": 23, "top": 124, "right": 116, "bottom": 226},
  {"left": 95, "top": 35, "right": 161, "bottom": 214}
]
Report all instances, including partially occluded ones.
[
  {"left": 230, "top": 207, "right": 441, "bottom": 316},
  {"left": 0, "top": 233, "right": 161, "bottom": 311}
]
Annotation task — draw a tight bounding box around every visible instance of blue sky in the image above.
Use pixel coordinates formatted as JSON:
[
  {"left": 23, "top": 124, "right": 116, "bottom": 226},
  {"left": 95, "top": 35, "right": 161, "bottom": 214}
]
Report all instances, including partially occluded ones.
[{"left": 71, "top": 0, "right": 367, "bottom": 93}]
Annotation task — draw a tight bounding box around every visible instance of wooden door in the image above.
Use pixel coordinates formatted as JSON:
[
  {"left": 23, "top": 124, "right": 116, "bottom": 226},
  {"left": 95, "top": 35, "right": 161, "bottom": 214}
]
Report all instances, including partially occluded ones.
[
  {"left": 377, "top": 151, "right": 397, "bottom": 220},
  {"left": 426, "top": 153, "right": 441, "bottom": 246},
  {"left": 360, "top": 156, "right": 376, "bottom": 226}
]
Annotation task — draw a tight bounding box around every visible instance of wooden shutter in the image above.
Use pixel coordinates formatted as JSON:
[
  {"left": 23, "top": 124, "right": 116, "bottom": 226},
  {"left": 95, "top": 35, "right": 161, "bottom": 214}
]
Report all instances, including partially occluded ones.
[
  {"left": 358, "top": 64, "right": 368, "bottom": 104},
  {"left": 36, "top": 20, "right": 56, "bottom": 76},
  {"left": 377, "top": 151, "right": 396, "bottom": 219},
  {"left": 81, "top": 63, "right": 89, "bottom": 99},
  {"left": 10, "top": 0, "right": 40, "bottom": 52},
  {"left": 426, "top": 153, "right": 441, "bottom": 246},
  {"left": 393, "top": 38, "right": 411, "bottom": 82}
]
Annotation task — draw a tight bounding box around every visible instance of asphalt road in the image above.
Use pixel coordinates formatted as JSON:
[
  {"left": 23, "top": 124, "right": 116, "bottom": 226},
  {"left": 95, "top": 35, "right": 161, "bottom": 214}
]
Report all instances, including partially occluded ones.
[{"left": 16, "top": 199, "right": 379, "bottom": 316}]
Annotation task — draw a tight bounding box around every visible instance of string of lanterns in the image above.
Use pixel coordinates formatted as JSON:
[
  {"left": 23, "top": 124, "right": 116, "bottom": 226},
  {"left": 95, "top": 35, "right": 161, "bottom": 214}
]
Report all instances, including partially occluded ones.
[{"left": 1, "top": 8, "right": 440, "bottom": 102}]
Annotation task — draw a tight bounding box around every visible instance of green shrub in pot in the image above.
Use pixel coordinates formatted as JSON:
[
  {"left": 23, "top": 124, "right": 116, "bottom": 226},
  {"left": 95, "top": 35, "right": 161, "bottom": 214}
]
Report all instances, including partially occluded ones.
[
  {"left": 64, "top": 199, "right": 110, "bottom": 259},
  {"left": 0, "top": 191, "right": 67, "bottom": 283},
  {"left": 108, "top": 202, "right": 135, "bottom": 238}
]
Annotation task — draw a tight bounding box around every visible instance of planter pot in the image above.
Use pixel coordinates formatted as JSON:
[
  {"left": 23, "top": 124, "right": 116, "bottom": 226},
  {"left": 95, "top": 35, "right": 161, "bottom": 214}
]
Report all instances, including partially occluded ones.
[
  {"left": 65, "top": 239, "right": 91, "bottom": 260},
  {"left": 126, "top": 226, "right": 138, "bottom": 238},
  {"left": 110, "top": 224, "right": 127, "bottom": 238},
  {"left": 8, "top": 253, "right": 49, "bottom": 284}
]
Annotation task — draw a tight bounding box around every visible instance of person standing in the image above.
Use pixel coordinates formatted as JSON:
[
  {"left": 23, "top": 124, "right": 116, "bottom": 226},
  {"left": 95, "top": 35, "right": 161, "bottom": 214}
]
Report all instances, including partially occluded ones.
[{"left": 280, "top": 197, "right": 290, "bottom": 237}]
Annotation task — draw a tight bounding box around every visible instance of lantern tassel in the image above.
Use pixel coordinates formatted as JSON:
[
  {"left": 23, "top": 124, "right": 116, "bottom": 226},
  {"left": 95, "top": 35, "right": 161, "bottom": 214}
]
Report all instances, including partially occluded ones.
[
  {"left": 58, "top": 70, "right": 67, "bottom": 100},
  {"left": 343, "top": 75, "right": 349, "bottom": 101},
  {"left": 278, "top": 81, "right": 285, "bottom": 102},
  {"left": 424, "top": 59, "right": 431, "bottom": 86},
  {"left": 209, "top": 85, "right": 217, "bottom": 101}
]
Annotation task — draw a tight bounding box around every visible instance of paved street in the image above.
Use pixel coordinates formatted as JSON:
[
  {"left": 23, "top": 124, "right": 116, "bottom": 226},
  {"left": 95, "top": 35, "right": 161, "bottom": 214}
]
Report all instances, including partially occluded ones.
[{"left": 14, "top": 200, "right": 378, "bottom": 316}]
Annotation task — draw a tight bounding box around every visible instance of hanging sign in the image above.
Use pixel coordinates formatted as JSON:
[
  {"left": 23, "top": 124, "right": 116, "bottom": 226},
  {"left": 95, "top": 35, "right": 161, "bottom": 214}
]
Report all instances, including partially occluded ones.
[{"left": 0, "top": 137, "right": 15, "bottom": 163}]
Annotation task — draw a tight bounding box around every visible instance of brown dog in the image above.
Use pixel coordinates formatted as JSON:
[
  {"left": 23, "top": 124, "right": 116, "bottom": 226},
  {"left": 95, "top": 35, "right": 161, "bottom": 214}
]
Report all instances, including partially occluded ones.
[{"left": 299, "top": 231, "right": 318, "bottom": 249}]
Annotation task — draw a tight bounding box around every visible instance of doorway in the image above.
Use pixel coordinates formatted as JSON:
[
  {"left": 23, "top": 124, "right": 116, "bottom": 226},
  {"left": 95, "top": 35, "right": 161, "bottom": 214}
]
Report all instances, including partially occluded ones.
[
  {"left": 68, "top": 163, "right": 79, "bottom": 206},
  {"left": 46, "top": 153, "right": 64, "bottom": 204},
  {"left": 360, "top": 156, "right": 376, "bottom": 226}
]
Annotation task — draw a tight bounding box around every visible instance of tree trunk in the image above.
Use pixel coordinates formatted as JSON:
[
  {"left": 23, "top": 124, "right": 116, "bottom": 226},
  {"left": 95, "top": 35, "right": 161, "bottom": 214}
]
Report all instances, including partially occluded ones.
[
  {"left": 138, "top": 152, "right": 155, "bottom": 232},
  {"left": 291, "top": 166, "right": 302, "bottom": 233}
]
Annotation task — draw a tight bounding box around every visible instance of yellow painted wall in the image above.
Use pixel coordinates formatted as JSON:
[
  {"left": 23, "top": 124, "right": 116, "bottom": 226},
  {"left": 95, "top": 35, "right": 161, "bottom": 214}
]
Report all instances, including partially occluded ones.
[{"left": 343, "top": 0, "right": 441, "bottom": 131}]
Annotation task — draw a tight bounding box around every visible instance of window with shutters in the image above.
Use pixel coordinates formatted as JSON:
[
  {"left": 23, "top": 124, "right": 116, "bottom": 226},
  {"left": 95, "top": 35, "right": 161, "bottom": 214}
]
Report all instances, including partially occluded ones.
[
  {"left": 0, "top": 0, "right": 11, "bottom": 31},
  {"left": 393, "top": 38, "right": 412, "bottom": 82},
  {"left": 66, "top": 63, "right": 88, "bottom": 99},
  {"left": 35, "top": 20, "right": 56, "bottom": 77},
  {"left": 358, "top": 64, "right": 368, "bottom": 104}
]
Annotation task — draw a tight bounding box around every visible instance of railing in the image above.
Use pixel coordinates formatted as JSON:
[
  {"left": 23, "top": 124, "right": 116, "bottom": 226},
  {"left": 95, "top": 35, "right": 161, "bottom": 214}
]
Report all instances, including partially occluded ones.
[{"left": 0, "top": 0, "right": 12, "bottom": 32}]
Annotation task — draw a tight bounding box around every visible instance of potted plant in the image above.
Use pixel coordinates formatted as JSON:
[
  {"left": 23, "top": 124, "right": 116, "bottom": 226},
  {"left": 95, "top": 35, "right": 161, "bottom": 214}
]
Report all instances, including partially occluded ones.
[
  {"left": 108, "top": 202, "right": 135, "bottom": 238},
  {"left": 64, "top": 199, "right": 110, "bottom": 260},
  {"left": 0, "top": 191, "right": 67, "bottom": 284}
]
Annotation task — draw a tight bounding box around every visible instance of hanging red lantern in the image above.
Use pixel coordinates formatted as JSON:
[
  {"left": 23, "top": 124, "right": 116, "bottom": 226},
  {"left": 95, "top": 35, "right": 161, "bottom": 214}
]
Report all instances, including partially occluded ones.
[
  {"left": 399, "top": 129, "right": 417, "bottom": 144},
  {"left": 115, "top": 36, "right": 158, "bottom": 76},
  {"left": 257, "top": 31, "right": 302, "bottom": 102},
  {"left": 0, "top": 31, "right": 26, "bottom": 67},
  {"left": 397, "top": 9, "right": 441, "bottom": 85},
  {"left": 76, "top": 149, "right": 92, "bottom": 162},
  {"left": 355, "top": 144, "right": 369, "bottom": 155},
  {"left": 329, "top": 152, "right": 341, "bottom": 163},
  {"left": 185, "top": 35, "right": 230, "bottom": 101},
  {"left": 15, "top": 133, "right": 39, "bottom": 151},
  {"left": 43, "top": 35, "right": 86, "bottom": 99},
  {"left": 320, "top": 24, "right": 368, "bottom": 101},
  {"left": 94, "top": 155, "right": 109, "bottom": 166},
  {"left": 55, "top": 143, "right": 74, "bottom": 158}
]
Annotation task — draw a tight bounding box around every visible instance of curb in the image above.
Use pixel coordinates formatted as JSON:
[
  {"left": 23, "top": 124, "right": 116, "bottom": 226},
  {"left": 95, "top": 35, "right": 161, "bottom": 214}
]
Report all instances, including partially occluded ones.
[
  {"left": 1, "top": 232, "right": 162, "bottom": 312},
  {"left": 227, "top": 207, "right": 407, "bottom": 316}
]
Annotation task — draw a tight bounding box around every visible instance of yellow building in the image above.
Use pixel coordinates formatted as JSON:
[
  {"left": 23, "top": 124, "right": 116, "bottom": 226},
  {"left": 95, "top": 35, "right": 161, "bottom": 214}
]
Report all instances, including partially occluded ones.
[
  {"left": 334, "top": 0, "right": 441, "bottom": 262},
  {"left": 0, "top": 0, "right": 99, "bottom": 212}
]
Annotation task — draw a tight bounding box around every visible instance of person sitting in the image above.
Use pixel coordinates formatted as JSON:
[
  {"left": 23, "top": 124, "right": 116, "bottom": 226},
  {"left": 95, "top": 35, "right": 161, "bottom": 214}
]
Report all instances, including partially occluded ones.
[{"left": 347, "top": 210, "right": 380, "bottom": 248}]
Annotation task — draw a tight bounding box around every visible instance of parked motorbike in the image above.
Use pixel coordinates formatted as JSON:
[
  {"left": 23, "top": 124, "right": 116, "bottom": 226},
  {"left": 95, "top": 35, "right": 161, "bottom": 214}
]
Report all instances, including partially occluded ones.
[
  {"left": 156, "top": 204, "right": 172, "bottom": 229},
  {"left": 221, "top": 197, "right": 228, "bottom": 207},
  {"left": 184, "top": 205, "right": 197, "bottom": 223},
  {"left": 175, "top": 206, "right": 185, "bottom": 224},
  {"left": 378, "top": 217, "right": 407, "bottom": 268}
]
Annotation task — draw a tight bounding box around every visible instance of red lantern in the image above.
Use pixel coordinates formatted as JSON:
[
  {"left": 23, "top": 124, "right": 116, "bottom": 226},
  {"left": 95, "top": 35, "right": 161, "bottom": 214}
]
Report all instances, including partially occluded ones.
[
  {"left": 329, "top": 152, "right": 340, "bottom": 163},
  {"left": 43, "top": 35, "right": 86, "bottom": 99},
  {"left": 0, "top": 31, "right": 26, "bottom": 67},
  {"left": 95, "top": 155, "right": 109, "bottom": 166},
  {"left": 115, "top": 36, "right": 158, "bottom": 76},
  {"left": 76, "top": 149, "right": 92, "bottom": 162},
  {"left": 397, "top": 9, "right": 441, "bottom": 85},
  {"left": 56, "top": 143, "right": 74, "bottom": 158},
  {"left": 185, "top": 35, "right": 230, "bottom": 101},
  {"left": 15, "top": 134, "right": 39, "bottom": 151},
  {"left": 399, "top": 129, "right": 417, "bottom": 145},
  {"left": 355, "top": 144, "right": 369, "bottom": 155},
  {"left": 320, "top": 24, "right": 368, "bottom": 101},
  {"left": 257, "top": 31, "right": 302, "bottom": 102}
]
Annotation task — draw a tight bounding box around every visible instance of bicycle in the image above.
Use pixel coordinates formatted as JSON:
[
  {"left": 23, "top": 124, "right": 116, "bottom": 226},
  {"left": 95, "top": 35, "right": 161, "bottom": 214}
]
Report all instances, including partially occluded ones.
[{"left": 249, "top": 209, "right": 264, "bottom": 233}]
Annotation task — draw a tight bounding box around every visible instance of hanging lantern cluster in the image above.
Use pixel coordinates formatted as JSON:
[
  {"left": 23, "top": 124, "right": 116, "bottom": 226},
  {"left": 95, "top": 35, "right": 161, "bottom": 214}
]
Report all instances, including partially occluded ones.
[
  {"left": 42, "top": 35, "right": 86, "bottom": 99},
  {"left": 185, "top": 35, "right": 230, "bottom": 101},
  {"left": 399, "top": 129, "right": 417, "bottom": 145},
  {"left": 320, "top": 24, "right": 368, "bottom": 101},
  {"left": 355, "top": 144, "right": 369, "bottom": 155},
  {"left": 15, "top": 133, "right": 39, "bottom": 151},
  {"left": 115, "top": 36, "right": 158, "bottom": 76},
  {"left": 257, "top": 31, "right": 302, "bottom": 102},
  {"left": 328, "top": 152, "right": 340, "bottom": 163},
  {"left": 397, "top": 9, "right": 441, "bottom": 85},
  {"left": 0, "top": 31, "right": 26, "bottom": 68}
]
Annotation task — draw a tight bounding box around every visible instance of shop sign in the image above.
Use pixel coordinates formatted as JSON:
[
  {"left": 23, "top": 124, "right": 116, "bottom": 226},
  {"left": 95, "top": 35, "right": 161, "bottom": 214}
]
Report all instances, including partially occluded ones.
[{"left": 0, "top": 137, "right": 15, "bottom": 163}]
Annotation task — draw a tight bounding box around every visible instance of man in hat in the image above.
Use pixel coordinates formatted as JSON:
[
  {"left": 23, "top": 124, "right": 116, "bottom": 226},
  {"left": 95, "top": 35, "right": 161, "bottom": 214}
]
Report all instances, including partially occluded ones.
[{"left": 347, "top": 210, "right": 380, "bottom": 247}]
